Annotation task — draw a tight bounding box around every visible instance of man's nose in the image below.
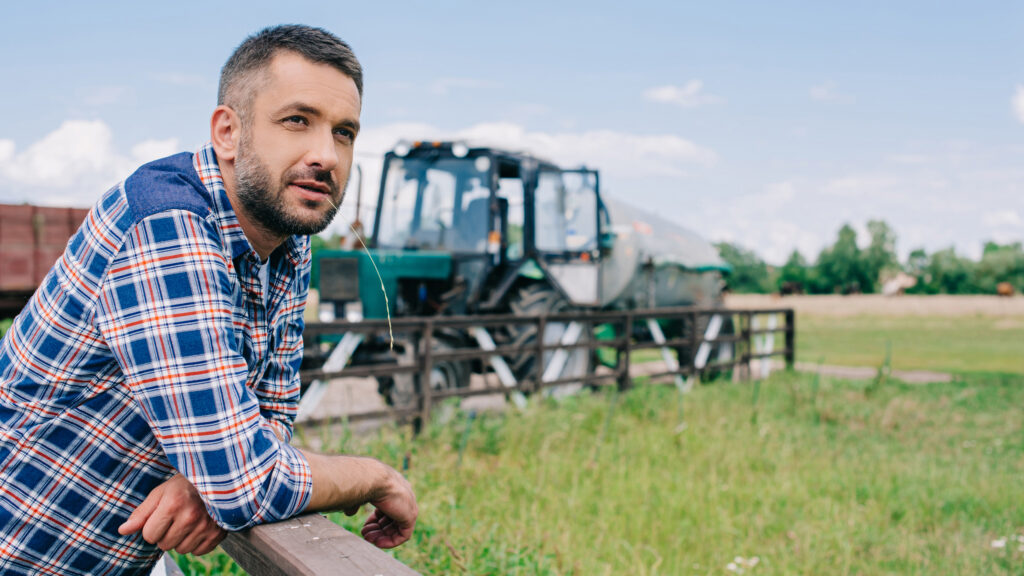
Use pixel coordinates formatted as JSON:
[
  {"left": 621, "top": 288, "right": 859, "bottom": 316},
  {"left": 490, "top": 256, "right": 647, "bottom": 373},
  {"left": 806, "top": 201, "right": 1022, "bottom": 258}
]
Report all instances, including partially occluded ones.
[{"left": 304, "top": 128, "right": 339, "bottom": 172}]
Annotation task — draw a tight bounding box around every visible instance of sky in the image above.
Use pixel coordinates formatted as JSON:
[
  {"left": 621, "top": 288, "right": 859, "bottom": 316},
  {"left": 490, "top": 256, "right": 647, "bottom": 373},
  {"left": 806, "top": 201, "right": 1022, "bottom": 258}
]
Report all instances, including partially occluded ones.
[{"left": 1, "top": 1, "right": 1022, "bottom": 263}]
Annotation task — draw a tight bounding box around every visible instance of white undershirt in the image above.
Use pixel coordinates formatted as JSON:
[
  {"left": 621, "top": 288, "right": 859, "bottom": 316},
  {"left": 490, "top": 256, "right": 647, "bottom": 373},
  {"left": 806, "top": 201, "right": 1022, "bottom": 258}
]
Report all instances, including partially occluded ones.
[{"left": 258, "top": 259, "right": 271, "bottom": 306}]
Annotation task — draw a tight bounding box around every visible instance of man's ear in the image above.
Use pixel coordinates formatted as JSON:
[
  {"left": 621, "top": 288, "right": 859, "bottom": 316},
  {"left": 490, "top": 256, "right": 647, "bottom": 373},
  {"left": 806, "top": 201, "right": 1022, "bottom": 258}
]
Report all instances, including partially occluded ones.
[{"left": 210, "top": 105, "right": 241, "bottom": 162}]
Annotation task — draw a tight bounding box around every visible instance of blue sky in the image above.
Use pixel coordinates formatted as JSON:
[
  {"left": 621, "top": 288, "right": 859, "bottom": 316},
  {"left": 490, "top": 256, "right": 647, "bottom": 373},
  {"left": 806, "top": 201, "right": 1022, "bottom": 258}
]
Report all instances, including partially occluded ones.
[{"left": 1, "top": 1, "right": 1022, "bottom": 262}]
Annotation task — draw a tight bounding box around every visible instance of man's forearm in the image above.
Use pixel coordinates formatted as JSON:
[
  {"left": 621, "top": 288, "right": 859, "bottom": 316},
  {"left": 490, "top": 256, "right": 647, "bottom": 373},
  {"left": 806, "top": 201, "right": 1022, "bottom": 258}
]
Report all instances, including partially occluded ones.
[
  {"left": 299, "top": 450, "right": 393, "bottom": 511},
  {"left": 298, "top": 449, "right": 418, "bottom": 549}
]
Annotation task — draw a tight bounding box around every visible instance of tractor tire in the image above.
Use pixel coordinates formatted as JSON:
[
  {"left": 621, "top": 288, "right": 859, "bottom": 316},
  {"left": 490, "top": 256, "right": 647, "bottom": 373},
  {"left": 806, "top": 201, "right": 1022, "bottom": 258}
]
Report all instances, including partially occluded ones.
[
  {"left": 670, "top": 313, "right": 735, "bottom": 382},
  {"left": 377, "top": 337, "right": 470, "bottom": 410},
  {"left": 502, "top": 283, "right": 591, "bottom": 397}
]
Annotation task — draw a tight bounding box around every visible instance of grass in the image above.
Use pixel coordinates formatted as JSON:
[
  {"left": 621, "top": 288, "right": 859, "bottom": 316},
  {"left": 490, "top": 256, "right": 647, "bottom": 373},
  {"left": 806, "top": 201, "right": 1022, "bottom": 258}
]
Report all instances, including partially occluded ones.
[
  {"left": 797, "top": 315, "right": 1024, "bottom": 375},
  {"left": 175, "top": 371, "right": 1024, "bottom": 575},
  {"left": 628, "top": 312, "right": 1024, "bottom": 375}
]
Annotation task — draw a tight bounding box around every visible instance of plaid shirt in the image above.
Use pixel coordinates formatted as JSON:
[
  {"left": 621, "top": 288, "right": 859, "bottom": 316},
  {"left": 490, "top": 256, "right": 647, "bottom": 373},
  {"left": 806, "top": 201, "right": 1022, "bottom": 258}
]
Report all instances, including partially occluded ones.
[{"left": 0, "top": 144, "right": 313, "bottom": 575}]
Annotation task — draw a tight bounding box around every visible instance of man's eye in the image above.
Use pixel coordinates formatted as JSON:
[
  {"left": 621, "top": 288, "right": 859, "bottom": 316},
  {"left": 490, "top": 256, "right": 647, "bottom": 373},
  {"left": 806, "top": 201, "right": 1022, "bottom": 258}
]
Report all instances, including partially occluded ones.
[
  {"left": 334, "top": 128, "right": 355, "bottom": 141},
  {"left": 283, "top": 116, "right": 308, "bottom": 125}
]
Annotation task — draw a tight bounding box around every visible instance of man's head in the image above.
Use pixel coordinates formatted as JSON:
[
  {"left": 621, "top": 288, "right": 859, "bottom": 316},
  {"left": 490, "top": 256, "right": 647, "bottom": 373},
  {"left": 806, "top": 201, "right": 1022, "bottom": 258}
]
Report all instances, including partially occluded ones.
[
  {"left": 218, "top": 25, "right": 363, "bottom": 128},
  {"left": 211, "top": 25, "right": 363, "bottom": 257}
]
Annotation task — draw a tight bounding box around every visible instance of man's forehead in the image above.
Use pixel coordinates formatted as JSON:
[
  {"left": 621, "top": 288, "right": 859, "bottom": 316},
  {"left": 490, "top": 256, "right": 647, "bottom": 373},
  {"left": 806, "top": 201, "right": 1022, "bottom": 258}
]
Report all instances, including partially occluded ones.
[{"left": 258, "top": 51, "right": 361, "bottom": 112}]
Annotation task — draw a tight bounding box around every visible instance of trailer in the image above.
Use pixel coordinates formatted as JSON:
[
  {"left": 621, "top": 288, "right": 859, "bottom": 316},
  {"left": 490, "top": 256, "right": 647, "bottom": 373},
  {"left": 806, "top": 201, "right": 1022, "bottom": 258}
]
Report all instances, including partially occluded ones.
[{"left": 0, "top": 203, "right": 90, "bottom": 318}]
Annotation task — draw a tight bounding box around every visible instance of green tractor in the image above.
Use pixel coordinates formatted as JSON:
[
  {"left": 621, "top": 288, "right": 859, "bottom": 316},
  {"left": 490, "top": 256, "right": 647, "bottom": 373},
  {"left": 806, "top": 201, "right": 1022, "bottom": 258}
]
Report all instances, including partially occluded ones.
[{"left": 311, "top": 141, "right": 730, "bottom": 407}]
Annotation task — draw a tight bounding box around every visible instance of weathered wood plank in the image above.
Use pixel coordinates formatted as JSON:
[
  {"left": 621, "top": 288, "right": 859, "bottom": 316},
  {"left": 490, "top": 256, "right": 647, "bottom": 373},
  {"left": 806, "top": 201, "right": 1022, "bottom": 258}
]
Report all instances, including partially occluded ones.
[{"left": 221, "top": 513, "right": 420, "bottom": 576}]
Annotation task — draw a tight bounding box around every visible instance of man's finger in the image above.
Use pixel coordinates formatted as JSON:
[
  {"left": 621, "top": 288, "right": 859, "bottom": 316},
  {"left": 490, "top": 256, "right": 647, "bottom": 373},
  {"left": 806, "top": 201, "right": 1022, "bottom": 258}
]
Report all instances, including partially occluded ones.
[
  {"left": 118, "top": 489, "right": 163, "bottom": 535},
  {"left": 174, "top": 520, "right": 216, "bottom": 555},
  {"left": 192, "top": 528, "right": 228, "bottom": 557},
  {"left": 156, "top": 504, "right": 203, "bottom": 551},
  {"left": 140, "top": 504, "right": 175, "bottom": 545}
]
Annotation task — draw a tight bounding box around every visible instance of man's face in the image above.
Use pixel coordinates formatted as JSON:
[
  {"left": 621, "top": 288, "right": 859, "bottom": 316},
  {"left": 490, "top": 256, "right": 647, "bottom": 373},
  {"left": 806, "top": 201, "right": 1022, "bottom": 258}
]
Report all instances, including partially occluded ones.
[{"left": 232, "top": 51, "right": 361, "bottom": 237}]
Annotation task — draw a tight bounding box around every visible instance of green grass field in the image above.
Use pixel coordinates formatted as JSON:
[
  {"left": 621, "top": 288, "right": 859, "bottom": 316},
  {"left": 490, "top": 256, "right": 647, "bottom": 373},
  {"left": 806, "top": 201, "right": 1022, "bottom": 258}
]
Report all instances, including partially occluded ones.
[
  {"left": 797, "top": 315, "right": 1024, "bottom": 375},
  {"left": 178, "top": 371, "right": 1024, "bottom": 575}
]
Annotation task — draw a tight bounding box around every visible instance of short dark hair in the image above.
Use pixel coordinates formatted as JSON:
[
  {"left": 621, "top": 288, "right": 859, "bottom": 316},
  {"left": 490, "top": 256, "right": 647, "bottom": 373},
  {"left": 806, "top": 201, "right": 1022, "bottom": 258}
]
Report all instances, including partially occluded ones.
[{"left": 218, "top": 25, "right": 363, "bottom": 119}]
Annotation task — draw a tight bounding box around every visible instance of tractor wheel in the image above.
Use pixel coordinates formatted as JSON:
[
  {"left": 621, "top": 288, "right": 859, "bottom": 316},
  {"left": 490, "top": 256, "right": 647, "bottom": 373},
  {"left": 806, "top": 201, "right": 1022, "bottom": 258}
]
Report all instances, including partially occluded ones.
[
  {"left": 377, "top": 338, "right": 471, "bottom": 410},
  {"left": 670, "top": 313, "right": 735, "bottom": 382},
  {"left": 503, "top": 283, "right": 591, "bottom": 397}
]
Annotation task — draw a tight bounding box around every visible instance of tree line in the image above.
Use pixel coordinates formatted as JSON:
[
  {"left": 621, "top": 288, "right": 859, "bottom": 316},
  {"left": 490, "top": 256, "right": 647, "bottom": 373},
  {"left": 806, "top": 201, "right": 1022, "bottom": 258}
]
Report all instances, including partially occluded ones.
[{"left": 715, "top": 220, "right": 1024, "bottom": 295}]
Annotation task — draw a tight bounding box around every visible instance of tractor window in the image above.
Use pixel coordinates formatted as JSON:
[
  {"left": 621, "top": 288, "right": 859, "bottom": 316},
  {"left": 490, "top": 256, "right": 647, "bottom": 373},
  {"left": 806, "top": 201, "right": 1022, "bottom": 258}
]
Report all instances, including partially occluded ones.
[
  {"left": 562, "top": 172, "right": 598, "bottom": 251},
  {"left": 497, "top": 176, "right": 525, "bottom": 260},
  {"left": 377, "top": 157, "right": 490, "bottom": 252},
  {"left": 535, "top": 170, "right": 598, "bottom": 252},
  {"left": 534, "top": 170, "right": 568, "bottom": 251}
]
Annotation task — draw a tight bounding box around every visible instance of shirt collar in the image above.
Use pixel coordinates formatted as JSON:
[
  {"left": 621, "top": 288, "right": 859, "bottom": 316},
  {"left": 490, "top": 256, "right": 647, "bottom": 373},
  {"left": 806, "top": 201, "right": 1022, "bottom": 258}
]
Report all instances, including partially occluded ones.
[{"left": 192, "top": 143, "right": 307, "bottom": 268}]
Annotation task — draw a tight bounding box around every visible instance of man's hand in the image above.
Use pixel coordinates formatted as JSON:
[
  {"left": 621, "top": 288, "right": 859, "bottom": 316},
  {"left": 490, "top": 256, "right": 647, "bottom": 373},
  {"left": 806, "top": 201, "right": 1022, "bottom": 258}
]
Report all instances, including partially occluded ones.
[
  {"left": 301, "top": 452, "right": 418, "bottom": 549},
  {"left": 117, "top": 473, "right": 227, "bottom": 555},
  {"left": 361, "top": 467, "right": 417, "bottom": 549}
]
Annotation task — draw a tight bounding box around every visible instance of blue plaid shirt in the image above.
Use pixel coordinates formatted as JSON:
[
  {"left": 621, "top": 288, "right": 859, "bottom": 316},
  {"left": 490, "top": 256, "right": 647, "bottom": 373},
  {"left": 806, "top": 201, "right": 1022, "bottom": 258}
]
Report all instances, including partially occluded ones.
[{"left": 0, "top": 144, "right": 313, "bottom": 575}]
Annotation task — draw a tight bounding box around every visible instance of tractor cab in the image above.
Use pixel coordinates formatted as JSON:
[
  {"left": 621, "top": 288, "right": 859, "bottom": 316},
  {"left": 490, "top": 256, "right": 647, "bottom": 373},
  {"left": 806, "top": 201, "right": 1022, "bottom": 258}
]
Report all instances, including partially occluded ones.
[{"left": 365, "top": 141, "right": 607, "bottom": 314}]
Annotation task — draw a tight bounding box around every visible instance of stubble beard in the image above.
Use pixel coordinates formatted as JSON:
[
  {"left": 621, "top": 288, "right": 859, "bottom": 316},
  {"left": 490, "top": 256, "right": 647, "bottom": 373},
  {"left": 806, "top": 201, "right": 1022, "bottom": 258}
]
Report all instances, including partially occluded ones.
[{"left": 233, "top": 133, "right": 343, "bottom": 237}]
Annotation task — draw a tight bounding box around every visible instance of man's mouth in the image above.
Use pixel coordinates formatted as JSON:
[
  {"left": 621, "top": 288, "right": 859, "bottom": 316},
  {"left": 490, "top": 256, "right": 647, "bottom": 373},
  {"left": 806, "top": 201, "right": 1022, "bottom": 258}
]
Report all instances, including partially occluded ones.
[{"left": 291, "top": 180, "right": 332, "bottom": 195}]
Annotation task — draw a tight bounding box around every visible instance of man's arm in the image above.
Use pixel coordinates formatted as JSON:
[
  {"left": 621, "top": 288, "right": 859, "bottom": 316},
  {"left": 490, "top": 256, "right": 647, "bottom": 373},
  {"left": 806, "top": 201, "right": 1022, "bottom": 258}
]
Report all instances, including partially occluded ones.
[
  {"left": 96, "top": 211, "right": 313, "bottom": 531},
  {"left": 300, "top": 451, "right": 417, "bottom": 549},
  {"left": 117, "top": 453, "right": 417, "bottom": 552}
]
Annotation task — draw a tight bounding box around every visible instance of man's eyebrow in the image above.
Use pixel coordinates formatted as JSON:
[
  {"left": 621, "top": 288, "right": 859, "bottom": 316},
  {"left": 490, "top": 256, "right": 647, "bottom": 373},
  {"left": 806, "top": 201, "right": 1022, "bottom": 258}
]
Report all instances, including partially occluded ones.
[
  {"left": 274, "top": 102, "right": 359, "bottom": 134},
  {"left": 274, "top": 102, "right": 323, "bottom": 118},
  {"left": 339, "top": 118, "right": 361, "bottom": 134}
]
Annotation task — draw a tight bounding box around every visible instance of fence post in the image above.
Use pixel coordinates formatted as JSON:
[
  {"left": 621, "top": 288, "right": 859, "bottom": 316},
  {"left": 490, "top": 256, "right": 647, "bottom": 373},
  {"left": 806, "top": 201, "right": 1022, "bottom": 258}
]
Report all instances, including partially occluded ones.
[
  {"left": 416, "top": 322, "right": 434, "bottom": 435},
  {"left": 784, "top": 309, "right": 796, "bottom": 370},
  {"left": 618, "top": 312, "right": 632, "bottom": 391},
  {"left": 535, "top": 315, "right": 547, "bottom": 395},
  {"left": 743, "top": 312, "right": 754, "bottom": 381},
  {"left": 689, "top": 310, "right": 700, "bottom": 382}
]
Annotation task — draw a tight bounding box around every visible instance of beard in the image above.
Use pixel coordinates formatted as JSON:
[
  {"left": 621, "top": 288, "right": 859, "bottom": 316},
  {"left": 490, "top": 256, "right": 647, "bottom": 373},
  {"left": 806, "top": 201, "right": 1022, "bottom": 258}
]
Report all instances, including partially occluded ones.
[{"left": 233, "top": 134, "right": 343, "bottom": 237}]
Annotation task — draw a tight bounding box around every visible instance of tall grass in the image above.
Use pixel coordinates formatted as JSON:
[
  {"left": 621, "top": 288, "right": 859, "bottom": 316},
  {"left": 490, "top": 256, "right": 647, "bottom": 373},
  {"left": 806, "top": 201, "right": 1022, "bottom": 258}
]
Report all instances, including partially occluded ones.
[{"left": 177, "top": 372, "right": 1024, "bottom": 574}]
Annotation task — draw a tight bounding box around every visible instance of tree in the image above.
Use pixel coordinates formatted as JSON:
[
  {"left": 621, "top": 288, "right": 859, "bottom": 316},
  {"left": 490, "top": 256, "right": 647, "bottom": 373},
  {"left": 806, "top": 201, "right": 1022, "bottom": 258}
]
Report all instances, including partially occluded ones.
[
  {"left": 814, "top": 224, "right": 871, "bottom": 293},
  {"left": 777, "top": 249, "right": 811, "bottom": 293},
  {"left": 715, "top": 242, "right": 773, "bottom": 293},
  {"left": 974, "top": 242, "right": 1024, "bottom": 293},
  {"left": 924, "top": 247, "right": 975, "bottom": 294},
  {"left": 862, "top": 220, "right": 898, "bottom": 290}
]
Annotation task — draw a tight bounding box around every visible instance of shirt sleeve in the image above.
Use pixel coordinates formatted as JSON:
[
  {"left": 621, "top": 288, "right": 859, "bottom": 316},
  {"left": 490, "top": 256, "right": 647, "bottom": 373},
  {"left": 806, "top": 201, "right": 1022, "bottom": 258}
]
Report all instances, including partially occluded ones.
[
  {"left": 254, "top": 249, "right": 310, "bottom": 443},
  {"left": 94, "top": 210, "right": 313, "bottom": 531}
]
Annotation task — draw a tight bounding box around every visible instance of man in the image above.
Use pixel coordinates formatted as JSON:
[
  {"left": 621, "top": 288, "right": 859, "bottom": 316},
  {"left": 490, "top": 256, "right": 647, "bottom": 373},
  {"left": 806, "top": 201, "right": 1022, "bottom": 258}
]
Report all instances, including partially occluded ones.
[{"left": 0, "top": 25, "right": 417, "bottom": 575}]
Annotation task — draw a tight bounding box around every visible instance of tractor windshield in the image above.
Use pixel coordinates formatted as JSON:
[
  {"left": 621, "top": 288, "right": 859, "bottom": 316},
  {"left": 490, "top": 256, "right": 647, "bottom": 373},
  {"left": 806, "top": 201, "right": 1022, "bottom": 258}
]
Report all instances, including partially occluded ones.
[{"left": 376, "top": 156, "right": 493, "bottom": 252}]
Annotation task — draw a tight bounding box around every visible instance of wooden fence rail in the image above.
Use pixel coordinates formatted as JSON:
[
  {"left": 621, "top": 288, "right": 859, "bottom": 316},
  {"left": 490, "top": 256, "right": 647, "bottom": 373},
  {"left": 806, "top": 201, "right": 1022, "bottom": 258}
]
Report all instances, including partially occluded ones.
[
  {"left": 220, "top": 514, "right": 420, "bottom": 576},
  {"left": 298, "top": 306, "right": 796, "bottom": 431}
]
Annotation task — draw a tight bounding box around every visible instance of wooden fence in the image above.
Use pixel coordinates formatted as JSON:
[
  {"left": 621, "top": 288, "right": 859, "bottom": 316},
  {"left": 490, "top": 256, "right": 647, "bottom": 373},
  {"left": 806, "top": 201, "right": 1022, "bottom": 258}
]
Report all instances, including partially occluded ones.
[{"left": 297, "top": 306, "right": 795, "bottom": 431}]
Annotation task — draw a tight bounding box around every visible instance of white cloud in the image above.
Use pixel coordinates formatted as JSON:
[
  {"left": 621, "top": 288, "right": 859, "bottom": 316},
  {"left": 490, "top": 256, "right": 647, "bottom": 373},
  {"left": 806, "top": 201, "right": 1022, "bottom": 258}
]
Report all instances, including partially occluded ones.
[
  {"left": 810, "top": 82, "right": 850, "bottom": 103},
  {"left": 644, "top": 80, "right": 716, "bottom": 108},
  {"left": 0, "top": 120, "right": 178, "bottom": 206},
  {"left": 1013, "top": 86, "right": 1024, "bottom": 124},
  {"left": 984, "top": 209, "right": 1022, "bottom": 228},
  {"left": 131, "top": 139, "right": 181, "bottom": 164}
]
